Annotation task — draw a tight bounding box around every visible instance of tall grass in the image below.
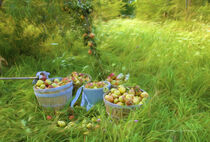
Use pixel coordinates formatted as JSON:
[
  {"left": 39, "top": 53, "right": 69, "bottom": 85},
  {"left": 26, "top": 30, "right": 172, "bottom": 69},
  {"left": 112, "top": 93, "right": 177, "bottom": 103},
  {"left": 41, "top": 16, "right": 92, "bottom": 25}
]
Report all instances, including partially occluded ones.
[{"left": 0, "top": 19, "right": 209, "bottom": 141}]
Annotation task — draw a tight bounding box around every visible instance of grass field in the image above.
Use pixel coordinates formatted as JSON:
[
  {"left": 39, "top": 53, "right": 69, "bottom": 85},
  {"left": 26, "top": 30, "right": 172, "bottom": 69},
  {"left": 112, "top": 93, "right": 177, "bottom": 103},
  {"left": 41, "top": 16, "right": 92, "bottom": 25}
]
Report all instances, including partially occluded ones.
[{"left": 0, "top": 19, "right": 209, "bottom": 142}]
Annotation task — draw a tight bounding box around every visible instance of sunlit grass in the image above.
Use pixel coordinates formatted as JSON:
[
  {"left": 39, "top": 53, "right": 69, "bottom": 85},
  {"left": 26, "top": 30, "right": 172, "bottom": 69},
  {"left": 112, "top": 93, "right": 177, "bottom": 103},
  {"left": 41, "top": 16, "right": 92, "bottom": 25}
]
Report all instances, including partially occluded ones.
[{"left": 0, "top": 19, "right": 209, "bottom": 141}]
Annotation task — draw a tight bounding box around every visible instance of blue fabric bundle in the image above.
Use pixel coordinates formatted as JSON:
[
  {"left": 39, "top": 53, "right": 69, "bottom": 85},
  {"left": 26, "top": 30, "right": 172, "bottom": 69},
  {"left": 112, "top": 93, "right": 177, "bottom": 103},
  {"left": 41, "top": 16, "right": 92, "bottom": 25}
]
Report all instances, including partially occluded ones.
[
  {"left": 71, "top": 81, "right": 111, "bottom": 111},
  {"left": 32, "top": 71, "right": 51, "bottom": 84}
]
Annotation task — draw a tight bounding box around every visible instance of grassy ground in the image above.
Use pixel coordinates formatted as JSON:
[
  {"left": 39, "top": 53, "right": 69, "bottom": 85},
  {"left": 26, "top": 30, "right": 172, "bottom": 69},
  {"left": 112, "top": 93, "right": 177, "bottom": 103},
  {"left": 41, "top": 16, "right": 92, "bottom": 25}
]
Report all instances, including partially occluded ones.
[{"left": 0, "top": 19, "right": 209, "bottom": 142}]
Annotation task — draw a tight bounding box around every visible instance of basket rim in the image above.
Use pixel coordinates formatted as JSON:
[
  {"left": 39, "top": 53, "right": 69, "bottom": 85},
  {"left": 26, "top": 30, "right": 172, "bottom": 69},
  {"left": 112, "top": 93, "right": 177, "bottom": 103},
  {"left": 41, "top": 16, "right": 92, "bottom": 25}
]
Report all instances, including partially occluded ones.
[
  {"left": 33, "top": 77, "right": 73, "bottom": 93},
  {"left": 103, "top": 87, "right": 148, "bottom": 109}
]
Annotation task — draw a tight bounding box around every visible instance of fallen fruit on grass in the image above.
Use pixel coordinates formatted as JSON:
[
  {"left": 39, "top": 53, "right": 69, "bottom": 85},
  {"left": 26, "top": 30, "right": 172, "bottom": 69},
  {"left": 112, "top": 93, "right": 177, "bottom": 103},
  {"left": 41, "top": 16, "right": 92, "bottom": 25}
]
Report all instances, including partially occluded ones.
[
  {"left": 86, "top": 123, "right": 93, "bottom": 129},
  {"left": 68, "top": 122, "right": 75, "bottom": 127},
  {"left": 95, "top": 124, "right": 100, "bottom": 129},
  {"left": 91, "top": 117, "right": 97, "bottom": 122},
  {"left": 68, "top": 115, "right": 74, "bottom": 120},
  {"left": 57, "top": 121, "right": 66, "bottom": 127},
  {"left": 47, "top": 115, "right": 52, "bottom": 120},
  {"left": 83, "top": 131, "right": 89, "bottom": 135},
  {"left": 82, "top": 119, "right": 87, "bottom": 124}
]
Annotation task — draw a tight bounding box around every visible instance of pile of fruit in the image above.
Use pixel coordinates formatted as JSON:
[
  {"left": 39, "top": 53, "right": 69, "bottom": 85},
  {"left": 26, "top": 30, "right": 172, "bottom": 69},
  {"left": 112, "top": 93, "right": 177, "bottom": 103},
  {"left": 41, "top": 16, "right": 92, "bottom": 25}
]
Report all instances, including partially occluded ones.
[
  {"left": 104, "top": 85, "right": 149, "bottom": 106},
  {"left": 85, "top": 81, "right": 108, "bottom": 89},
  {"left": 106, "top": 73, "right": 129, "bottom": 86},
  {"left": 54, "top": 115, "right": 101, "bottom": 135},
  {"left": 35, "top": 78, "right": 71, "bottom": 89},
  {"left": 68, "top": 72, "right": 91, "bottom": 86}
]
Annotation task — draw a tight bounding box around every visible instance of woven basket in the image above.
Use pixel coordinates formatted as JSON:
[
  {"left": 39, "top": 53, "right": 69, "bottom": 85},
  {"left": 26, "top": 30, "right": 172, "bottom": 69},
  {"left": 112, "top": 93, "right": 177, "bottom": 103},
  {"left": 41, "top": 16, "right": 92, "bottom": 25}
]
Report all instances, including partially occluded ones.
[
  {"left": 103, "top": 88, "right": 148, "bottom": 119},
  {"left": 33, "top": 77, "right": 73, "bottom": 110}
]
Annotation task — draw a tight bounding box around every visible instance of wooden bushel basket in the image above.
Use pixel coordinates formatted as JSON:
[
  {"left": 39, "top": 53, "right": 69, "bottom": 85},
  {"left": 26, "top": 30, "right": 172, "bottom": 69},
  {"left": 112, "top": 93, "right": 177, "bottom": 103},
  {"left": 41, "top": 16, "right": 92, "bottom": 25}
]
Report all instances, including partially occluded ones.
[
  {"left": 33, "top": 77, "right": 73, "bottom": 110},
  {"left": 103, "top": 88, "right": 148, "bottom": 119}
]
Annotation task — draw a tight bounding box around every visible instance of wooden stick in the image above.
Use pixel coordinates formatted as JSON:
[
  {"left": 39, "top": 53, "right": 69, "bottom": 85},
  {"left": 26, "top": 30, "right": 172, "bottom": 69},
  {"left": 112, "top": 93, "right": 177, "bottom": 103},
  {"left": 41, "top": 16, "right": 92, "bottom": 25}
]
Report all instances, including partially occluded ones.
[{"left": 0, "top": 77, "right": 38, "bottom": 80}]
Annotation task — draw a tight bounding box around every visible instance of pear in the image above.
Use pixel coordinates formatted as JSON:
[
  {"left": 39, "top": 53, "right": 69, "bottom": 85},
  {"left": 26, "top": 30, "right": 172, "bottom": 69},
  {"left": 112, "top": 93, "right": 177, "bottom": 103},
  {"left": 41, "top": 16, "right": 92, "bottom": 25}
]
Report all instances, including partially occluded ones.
[
  {"left": 52, "top": 83, "right": 57, "bottom": 88},
  {"left": 57, "top": 121, "right": 66, "bottom": 127},
  {"left": 119, "top": 96, "right": 125, "bottom": 103},
  {"left": 54, "top": 78, "right": 60, "bottom": 83},
  {"left": 114, "top": 90, "right": 121, "bottom": 96},
  {"left": 114, "top": 98, "right": 119, "bottom": 104},
  {"left": 133, "top": 97, "right": 140, "bottom": 105},
  {"left": 125, "top": 94, "right": 134, "bottom": 100},
  {"left": 118, "top": 85, "right": 126, "bottom": 93},
  {"left": 116, "top": 102, "right": 124, "bottom": 106},
  {"left": 125, "top": 99, "right": 134, "bottom": 106},
  {"left": 112, "top": 93, "right": 118, "bottom": 99},
  {"left": 111, "top": 88, "right": 117, "bottom": 93},
  {"left": 141, "top": 92, "right": 149, "bottom": 98},
  {"left": 105, "top": 95, "right": 114, "bottom": 103},
  {"left": 86, "top": 123, "right": 93, "bottom": 129},
  {"left": 40, "top": 84, "right": 46, "bottom": 89},
  {"left": 36, "top": 80, "right": 44, "bottom": 87},
  {"left": 129, "top": 88, "right": 135, "bottom": 95}
]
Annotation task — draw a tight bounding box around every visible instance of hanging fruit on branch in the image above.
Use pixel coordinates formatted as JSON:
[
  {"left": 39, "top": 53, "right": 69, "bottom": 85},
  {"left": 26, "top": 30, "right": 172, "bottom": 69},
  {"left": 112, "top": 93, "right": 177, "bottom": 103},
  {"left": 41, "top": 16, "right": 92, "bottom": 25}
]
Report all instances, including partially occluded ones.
[
  {"left": 89, "top": 33, "right": 95, "bottom": 39},
  {"left": 63, "top": 0, "right": 106, "bottom": 79},
  {"left": 88, "top": 49, "right": 92, "bottom": 55}
]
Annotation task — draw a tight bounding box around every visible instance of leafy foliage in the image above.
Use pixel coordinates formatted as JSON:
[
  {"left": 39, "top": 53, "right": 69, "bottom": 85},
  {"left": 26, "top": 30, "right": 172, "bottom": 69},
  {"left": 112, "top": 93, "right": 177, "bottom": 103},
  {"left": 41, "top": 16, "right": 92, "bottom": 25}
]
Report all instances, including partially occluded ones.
[
  {"left": 92, "top": 0, "right": 125, "bottom": 21},
  {"left": 136, "top": 0, "right": 210, "bottom": 21},
  {"left": 0, "top": 0, "right": 82, "bottom": 61}
]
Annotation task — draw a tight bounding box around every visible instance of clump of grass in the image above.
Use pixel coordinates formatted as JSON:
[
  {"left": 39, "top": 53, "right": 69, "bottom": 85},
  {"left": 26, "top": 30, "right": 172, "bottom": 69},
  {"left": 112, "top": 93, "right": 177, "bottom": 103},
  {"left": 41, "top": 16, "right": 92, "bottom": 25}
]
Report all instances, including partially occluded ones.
[{"left": 0, "top": 19, "right": 209, "bottom": 141}]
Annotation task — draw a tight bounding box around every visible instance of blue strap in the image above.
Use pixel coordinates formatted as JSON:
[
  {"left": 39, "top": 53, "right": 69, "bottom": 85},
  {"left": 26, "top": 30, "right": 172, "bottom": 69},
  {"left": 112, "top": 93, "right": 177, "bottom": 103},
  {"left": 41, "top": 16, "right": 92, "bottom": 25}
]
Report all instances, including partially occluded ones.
[
  {"left": 82, "top": 93, "right": 93, "bottom": 111},
  {"left": 70, "top": 86, "right": 83, "bottom": 107},
  {"left": 80, "top": 91, "right": 87, "bottom": 107},
  {"left": 86, "top": 102, "right": 93, "bottom": 111},
  {"left": 32, "top": 71, "right": 50, "bottom": 84}
]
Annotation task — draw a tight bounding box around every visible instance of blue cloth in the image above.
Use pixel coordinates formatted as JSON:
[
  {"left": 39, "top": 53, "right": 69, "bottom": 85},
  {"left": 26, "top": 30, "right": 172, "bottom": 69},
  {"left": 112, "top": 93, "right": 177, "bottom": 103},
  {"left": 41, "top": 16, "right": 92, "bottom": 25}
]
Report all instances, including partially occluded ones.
[
  {"left": 32, "top": 71, "right": 50, "bottom": 84},
  {"left": 71, "top": 81, "right": 111, "bottom": 111}
]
